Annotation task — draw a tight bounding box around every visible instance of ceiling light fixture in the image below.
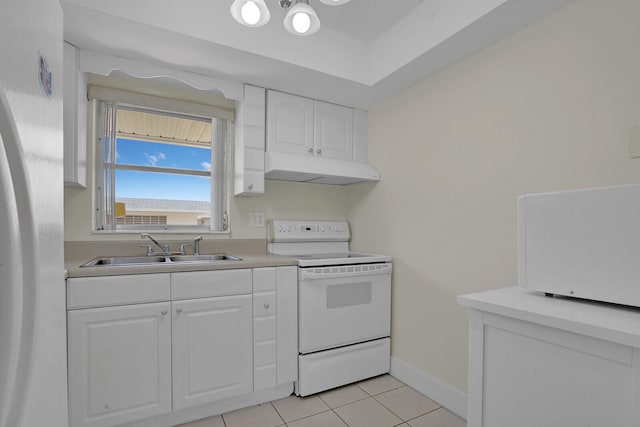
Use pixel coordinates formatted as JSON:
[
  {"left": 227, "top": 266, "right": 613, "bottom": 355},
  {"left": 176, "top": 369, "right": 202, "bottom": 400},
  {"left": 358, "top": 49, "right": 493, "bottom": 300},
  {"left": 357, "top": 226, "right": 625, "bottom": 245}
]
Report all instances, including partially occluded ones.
[
  {"left": 230, "top": 0, "right": 271, "bottom": 28},
  {"left": 283, "top": 0, "right": 320, "bottom": 36},
  {"left": 230, "top": 0, "right": 350, "bottom": 36}
]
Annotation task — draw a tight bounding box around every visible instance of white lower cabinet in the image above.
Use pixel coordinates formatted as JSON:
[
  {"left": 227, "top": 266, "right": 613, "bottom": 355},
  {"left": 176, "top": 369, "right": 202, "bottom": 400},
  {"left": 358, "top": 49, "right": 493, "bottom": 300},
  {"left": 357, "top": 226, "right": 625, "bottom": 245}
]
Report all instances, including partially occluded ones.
[
  {"left": 172, "top": 295, "right": 253, "bottom": 410},
  {"left": 252, "top": 266, "right": 298, "bottom": 390},
  {"left": 68, "top": 302, "right": 172, "bottom": 427},
  {"left": 459, "top": 288, "right": 640, "bottom": 427},
  {"left": 67, "top": 267, "right": 297, "bottom": 427}
]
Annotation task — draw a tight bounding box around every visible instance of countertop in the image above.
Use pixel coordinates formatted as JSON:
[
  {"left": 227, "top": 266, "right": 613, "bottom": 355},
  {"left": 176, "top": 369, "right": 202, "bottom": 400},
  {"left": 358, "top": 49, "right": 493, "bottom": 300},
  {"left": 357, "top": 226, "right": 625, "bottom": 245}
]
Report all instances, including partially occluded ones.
[
  {"left": 65, "top": 239, "right": 297, "bottom": 278},
  {"left": 458, "top": 287, "right": 640, "bottom": 348}
]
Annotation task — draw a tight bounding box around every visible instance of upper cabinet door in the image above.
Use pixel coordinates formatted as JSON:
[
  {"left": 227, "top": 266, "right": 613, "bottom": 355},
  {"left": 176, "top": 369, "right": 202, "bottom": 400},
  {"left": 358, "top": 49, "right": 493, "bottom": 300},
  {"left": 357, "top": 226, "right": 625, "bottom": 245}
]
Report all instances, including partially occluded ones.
[
  {"left": 314, "top": 101, "right": 354, "bottom": 161},
  {"left": 266, "top": 91, "right": 314, "bottom": 156}
]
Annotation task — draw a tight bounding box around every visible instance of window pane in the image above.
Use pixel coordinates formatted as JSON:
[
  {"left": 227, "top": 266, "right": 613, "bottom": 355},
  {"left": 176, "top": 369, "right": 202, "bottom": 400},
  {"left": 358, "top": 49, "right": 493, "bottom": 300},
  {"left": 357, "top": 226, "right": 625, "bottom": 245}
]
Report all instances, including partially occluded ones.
[
  {"left": 115, "top": 170, "right": 211, "bottom": 227},
  {"left": 96, "top": 97, "right": 228, "bottom": 233},
  {"left": 116, "top": 138, "right": 212, "bottom": 171}
]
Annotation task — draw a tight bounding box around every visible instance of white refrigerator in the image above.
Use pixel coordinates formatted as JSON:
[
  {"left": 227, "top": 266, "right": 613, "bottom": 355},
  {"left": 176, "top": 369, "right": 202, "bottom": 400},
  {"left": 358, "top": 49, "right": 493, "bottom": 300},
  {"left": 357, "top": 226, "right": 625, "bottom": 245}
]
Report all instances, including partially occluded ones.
[{"left": 0, "top": 1, "right": 68, "bottom": 427}]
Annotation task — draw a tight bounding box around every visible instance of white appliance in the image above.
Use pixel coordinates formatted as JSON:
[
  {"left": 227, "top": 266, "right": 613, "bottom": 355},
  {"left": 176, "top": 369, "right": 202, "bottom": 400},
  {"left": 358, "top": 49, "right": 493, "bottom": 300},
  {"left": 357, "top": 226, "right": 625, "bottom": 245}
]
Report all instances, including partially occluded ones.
[
  {"left": 268, "top": 220, "right": 392, "bottom": 396},
  {"left": 0, "top": 1, "right": 67, "bottom": 427},
  {"left": 518, "top": 183, "right": 640, "bottom": 307}
]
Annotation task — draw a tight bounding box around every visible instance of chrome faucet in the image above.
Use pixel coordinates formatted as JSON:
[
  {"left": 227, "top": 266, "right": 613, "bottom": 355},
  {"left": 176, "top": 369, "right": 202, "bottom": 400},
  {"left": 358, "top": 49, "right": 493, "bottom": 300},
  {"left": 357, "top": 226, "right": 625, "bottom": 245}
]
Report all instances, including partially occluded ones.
[
  {"left": 141, "top": 233, "right": 170, "bottom": 256},
  {"left": 193, "top": 236, "right": 203, "bottom": 255}
]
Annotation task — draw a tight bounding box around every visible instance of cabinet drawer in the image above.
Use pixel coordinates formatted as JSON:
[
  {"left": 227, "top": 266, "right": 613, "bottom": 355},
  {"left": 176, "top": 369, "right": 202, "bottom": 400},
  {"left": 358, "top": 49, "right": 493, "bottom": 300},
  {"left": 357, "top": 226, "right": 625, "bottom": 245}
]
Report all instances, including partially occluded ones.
[
  {"left": 67, "top": 274, "right": 170, "bottom": 309},
  {"left": 254, "top": 340, "right": 277, "bottom": 367},
  {"left": 254, "top": 366, "right": 276, "bottom": 391},
  {"left": 253, "top": 267, "right": 276, "bottom": 292},
  {"left": 254, "top": 316, "right": 276, "bottom": 341},
  {"left": 254, "top": 292, "right": 276, "bottom": 317},
  {"left": 171, "top": 269, "right": 252, "bottom": 299}
]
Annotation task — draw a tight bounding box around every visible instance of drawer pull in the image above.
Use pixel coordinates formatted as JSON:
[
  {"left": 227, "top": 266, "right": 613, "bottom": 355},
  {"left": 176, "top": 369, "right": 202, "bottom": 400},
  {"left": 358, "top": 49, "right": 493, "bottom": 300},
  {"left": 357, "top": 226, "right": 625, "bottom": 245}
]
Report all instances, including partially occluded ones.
[{"left": 264, "top": 303, "right": 270, "bottom": 310}]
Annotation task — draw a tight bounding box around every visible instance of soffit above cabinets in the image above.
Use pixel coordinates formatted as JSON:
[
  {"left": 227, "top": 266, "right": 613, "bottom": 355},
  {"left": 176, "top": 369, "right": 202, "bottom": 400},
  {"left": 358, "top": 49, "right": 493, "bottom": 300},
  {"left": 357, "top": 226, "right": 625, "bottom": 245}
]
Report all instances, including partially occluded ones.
[{"left": 61, "top": 0, "right": 575, "bottom": 109}]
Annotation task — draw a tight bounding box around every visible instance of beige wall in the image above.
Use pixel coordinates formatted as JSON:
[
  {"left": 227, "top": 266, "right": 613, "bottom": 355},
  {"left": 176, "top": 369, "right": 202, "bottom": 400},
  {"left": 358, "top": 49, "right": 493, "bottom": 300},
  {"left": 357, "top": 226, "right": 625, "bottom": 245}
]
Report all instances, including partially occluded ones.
[{"left": 347, "top": 0, "right": 640, "bottom": 393}]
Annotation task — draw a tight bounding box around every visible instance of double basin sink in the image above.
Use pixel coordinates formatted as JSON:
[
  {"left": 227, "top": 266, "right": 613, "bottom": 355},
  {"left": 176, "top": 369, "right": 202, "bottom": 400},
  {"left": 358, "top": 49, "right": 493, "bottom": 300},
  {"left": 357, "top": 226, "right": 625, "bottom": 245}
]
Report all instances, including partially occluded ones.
[{"left": 81, "top": 254, "right": 241, "bottom": 268}]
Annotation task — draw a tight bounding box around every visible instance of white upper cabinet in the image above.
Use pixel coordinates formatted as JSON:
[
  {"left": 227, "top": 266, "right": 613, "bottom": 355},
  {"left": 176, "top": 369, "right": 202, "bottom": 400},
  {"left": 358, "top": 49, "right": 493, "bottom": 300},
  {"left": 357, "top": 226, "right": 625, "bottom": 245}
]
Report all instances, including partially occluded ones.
[
  {"left": 234, "top": 85, "right": 266, "bottom": 197},
  {"left": 236, "top": 87, "right": 379, "bottom": 190},
  {"left": 264, "top": 89, "right": 379, "bottom": 185},
  {"left": 63, "top": 42, "right": 88, "bottom": 188},
  {"left": 266, "top": 91, "right": 315, "bottom": 157},
  {"left": 313, "top": 101, "right": 353, "bottom": 161},
  {"left": 267, "top": 90, "right": 353, "bottom": 161}
]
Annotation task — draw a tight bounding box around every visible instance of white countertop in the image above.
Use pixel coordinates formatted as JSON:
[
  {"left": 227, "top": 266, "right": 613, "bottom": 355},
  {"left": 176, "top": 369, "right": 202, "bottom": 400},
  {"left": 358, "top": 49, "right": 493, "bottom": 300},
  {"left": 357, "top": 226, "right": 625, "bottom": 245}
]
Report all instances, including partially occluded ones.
[{"left": 458, "top": 287, "right": 640, "bottom": 348}]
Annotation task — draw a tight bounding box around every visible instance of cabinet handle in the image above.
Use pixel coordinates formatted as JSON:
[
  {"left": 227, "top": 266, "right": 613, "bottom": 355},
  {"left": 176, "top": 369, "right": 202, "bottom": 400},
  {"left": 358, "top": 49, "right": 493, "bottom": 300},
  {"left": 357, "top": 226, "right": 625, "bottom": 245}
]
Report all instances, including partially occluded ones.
[
  {"left": 308, "top": 148, "right": 313, "bottom": 153},
  {"left": 176, "top": 308, "right": 183, "bottom": 314},
  {"left": 264, "top": 303, "right": 270, "bottom": 310},
  {"left": 161, "top": 309, "right": 168, "bottom": 315},
  {"left": 316, "top": 149, "right": 322, "bottom": 155},
  {"left": 248, "top": 184, "right": 253, "bottom": 190}
]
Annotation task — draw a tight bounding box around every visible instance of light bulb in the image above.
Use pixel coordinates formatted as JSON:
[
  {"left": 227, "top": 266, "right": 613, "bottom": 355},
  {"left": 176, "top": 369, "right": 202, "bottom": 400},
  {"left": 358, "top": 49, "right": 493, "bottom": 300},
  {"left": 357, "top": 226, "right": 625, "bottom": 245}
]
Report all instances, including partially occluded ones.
[
  {"left": 283, "top": 0, "right": 319, "bottom": 36},
  {"left": 292, "top": 11, "right": 311, "bottom": 33},
  {"left": 241, "top": 1, "right": 261, "bottom": 25}
]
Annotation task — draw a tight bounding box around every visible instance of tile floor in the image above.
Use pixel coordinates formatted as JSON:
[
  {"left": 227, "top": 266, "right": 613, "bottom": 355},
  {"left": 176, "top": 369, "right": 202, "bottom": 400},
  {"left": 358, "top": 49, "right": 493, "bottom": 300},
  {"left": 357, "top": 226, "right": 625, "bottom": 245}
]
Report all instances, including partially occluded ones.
[{"left": 177, "top": 374, "right": 466, "bottom": 427}]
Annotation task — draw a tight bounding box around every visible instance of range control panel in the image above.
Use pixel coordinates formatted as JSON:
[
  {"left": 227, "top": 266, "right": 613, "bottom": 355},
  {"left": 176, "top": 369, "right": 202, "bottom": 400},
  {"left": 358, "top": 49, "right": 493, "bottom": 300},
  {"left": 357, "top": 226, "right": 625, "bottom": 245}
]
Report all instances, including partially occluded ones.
[{"left": 269, "top": 220, "right": 351, "bottom": 242}]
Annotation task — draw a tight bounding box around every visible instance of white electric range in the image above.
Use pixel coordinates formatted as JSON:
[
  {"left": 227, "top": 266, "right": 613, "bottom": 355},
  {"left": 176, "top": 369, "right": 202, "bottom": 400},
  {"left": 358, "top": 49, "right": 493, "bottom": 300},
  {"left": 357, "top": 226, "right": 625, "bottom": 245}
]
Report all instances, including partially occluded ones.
[{"left": 268, "top": 220, "right": 392, "bottom": 396}]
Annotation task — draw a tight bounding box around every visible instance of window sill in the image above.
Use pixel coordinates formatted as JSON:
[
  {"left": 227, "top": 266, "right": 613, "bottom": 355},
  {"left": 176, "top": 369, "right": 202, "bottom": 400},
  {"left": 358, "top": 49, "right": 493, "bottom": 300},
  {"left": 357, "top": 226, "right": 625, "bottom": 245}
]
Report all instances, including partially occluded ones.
[{"left": 92, "top": 229, "right": 231, "bottom": 236}]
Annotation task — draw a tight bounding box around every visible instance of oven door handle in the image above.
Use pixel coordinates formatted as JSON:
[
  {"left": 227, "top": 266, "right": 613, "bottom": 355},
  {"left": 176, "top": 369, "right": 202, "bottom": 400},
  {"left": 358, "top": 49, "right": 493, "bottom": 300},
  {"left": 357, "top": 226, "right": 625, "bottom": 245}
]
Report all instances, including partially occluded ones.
[{"left": 299, "top": 263, "right": 392, "bottom": 280}]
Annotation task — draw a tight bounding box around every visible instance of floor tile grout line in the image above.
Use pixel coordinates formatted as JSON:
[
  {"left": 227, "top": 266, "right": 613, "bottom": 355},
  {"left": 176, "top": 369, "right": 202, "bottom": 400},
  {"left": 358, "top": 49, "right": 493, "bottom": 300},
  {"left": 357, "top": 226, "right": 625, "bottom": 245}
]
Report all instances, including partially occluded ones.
[
  {"left": 318, "top": 392, "right": 371, "bottom": 410},
  {"left": 277, "top": 408, "right": 339, "bottom": 426},
  {"left": 370, "top": 385, "right": 443, "bottom": 424},
  {"left": 356, "top": 380, "right": 405, "bottom": 397},
  {"left": 402, "top": 406, "right": 446, "bottom": 425},
  {"left": 330, "top": 407, "right": 350, "bottom": 427},
  {"left": 370, "top": 392, "right": 409, "bottom": 424},
  {"left": 269, "top": 400, "right": 288, "bottom": 426}
]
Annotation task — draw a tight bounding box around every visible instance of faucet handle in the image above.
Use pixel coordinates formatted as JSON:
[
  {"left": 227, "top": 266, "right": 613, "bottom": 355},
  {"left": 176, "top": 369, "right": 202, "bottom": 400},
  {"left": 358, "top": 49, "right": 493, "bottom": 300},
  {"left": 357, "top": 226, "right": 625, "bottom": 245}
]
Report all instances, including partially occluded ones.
[
  {"left": 193, "top": 236, "right": 203, "bottom": 255},
  {"left": 179, "top": 243, "right": 191, "bottom": 254},
  {"left": 140, "top": 244, "right": 153, "bottom": 256}
]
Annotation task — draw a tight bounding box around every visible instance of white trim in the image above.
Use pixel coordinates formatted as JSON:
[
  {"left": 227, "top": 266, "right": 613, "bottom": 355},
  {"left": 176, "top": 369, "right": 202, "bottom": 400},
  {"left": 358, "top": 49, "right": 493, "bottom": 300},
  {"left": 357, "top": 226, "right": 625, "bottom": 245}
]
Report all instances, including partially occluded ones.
[
  {"left": 466, "top": 310, "right": 484, "bottom": 427},
  {"left": 79, "top": 49, "right": 244, "bottom": 101},
  {"left": 88, "top": 85, "right": 235, "bottom": 121},
  {"left": 390, "top": 356, "right": 467, "bottom": 420}
]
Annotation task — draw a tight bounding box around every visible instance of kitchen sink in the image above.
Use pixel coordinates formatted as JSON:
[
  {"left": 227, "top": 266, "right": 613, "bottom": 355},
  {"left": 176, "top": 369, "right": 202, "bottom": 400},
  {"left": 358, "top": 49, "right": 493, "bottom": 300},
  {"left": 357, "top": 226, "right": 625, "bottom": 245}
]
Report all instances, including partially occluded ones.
[
  {"left": 80, "top": 254, "right": 241, "bottom": 267},
  {"left": 169, "top": 254, "right": 241, "bottom": 262},
  {"left": 81, "top": 256, "right": 168, "bottom": 267}
]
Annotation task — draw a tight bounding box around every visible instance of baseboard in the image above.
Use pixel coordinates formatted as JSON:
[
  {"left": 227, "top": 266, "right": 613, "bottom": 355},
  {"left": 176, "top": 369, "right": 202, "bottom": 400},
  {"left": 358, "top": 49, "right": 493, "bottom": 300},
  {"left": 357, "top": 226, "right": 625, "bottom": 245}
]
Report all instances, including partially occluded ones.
[{"left": 390, "top": 357, "right": 467, "bottom": 420}]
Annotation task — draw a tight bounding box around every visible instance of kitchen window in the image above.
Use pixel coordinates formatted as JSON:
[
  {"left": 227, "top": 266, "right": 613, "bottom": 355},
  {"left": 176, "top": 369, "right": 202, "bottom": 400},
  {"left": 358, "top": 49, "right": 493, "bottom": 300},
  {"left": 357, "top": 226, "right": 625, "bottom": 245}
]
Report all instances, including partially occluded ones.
[{"left": 91, "top": 86, "right": 233, "bottom": 233}]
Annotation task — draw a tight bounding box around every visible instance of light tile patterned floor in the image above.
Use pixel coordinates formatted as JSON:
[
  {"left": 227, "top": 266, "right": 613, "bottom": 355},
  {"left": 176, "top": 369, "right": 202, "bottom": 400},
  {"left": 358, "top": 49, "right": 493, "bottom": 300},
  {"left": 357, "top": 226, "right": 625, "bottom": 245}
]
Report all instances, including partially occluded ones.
[{"left": 176, "top": 374, "right": 466, "bottom": 427}]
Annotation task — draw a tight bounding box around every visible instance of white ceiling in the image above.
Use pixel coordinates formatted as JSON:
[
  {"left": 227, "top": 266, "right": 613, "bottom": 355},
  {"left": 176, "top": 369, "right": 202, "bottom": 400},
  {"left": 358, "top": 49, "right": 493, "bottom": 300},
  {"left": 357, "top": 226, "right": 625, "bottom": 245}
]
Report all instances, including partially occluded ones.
[{"left": 62, "top": 0, "right": 574, "bottom": 109}]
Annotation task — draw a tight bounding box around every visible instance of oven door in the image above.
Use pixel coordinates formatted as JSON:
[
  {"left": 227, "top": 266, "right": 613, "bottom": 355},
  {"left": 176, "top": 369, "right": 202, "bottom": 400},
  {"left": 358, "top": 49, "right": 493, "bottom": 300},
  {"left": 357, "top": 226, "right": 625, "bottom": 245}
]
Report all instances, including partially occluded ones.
[{"left": 298, "top": 263, "right": 392, "bottom": 354}]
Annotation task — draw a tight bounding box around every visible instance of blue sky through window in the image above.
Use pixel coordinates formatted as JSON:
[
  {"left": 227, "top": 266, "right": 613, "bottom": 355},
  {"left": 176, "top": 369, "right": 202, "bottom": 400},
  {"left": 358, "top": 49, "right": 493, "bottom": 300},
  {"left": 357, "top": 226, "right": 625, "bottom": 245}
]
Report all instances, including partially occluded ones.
[{"left": 115, "top": 138, "right": 211, "bottom": 201}]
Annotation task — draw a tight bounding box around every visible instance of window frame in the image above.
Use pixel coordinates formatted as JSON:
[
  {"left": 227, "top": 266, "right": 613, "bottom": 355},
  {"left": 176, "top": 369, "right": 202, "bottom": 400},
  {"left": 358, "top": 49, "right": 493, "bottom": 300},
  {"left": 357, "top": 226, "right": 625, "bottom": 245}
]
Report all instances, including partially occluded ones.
[{"left": 92, "top": 93, "right": 231, "bottom": 234}]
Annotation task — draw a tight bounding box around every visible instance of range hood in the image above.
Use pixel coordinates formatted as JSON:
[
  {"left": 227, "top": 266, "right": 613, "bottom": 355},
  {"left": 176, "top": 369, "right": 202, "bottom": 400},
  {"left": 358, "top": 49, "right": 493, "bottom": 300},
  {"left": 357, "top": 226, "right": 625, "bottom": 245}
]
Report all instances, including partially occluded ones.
[{"left": 265, "top": 152, "right": 380, "bottom": 185}]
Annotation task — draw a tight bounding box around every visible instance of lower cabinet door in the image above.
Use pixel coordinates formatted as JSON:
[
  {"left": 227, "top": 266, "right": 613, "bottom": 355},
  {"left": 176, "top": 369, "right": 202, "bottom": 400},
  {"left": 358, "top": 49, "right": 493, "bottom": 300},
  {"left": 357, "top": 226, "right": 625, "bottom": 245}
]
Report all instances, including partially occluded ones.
[
  {"left": 172, "top": 294, "right": 253, "bottom": 410},
  {"left": 68, "top": 302, "right": 172, "bottom": 427}
]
